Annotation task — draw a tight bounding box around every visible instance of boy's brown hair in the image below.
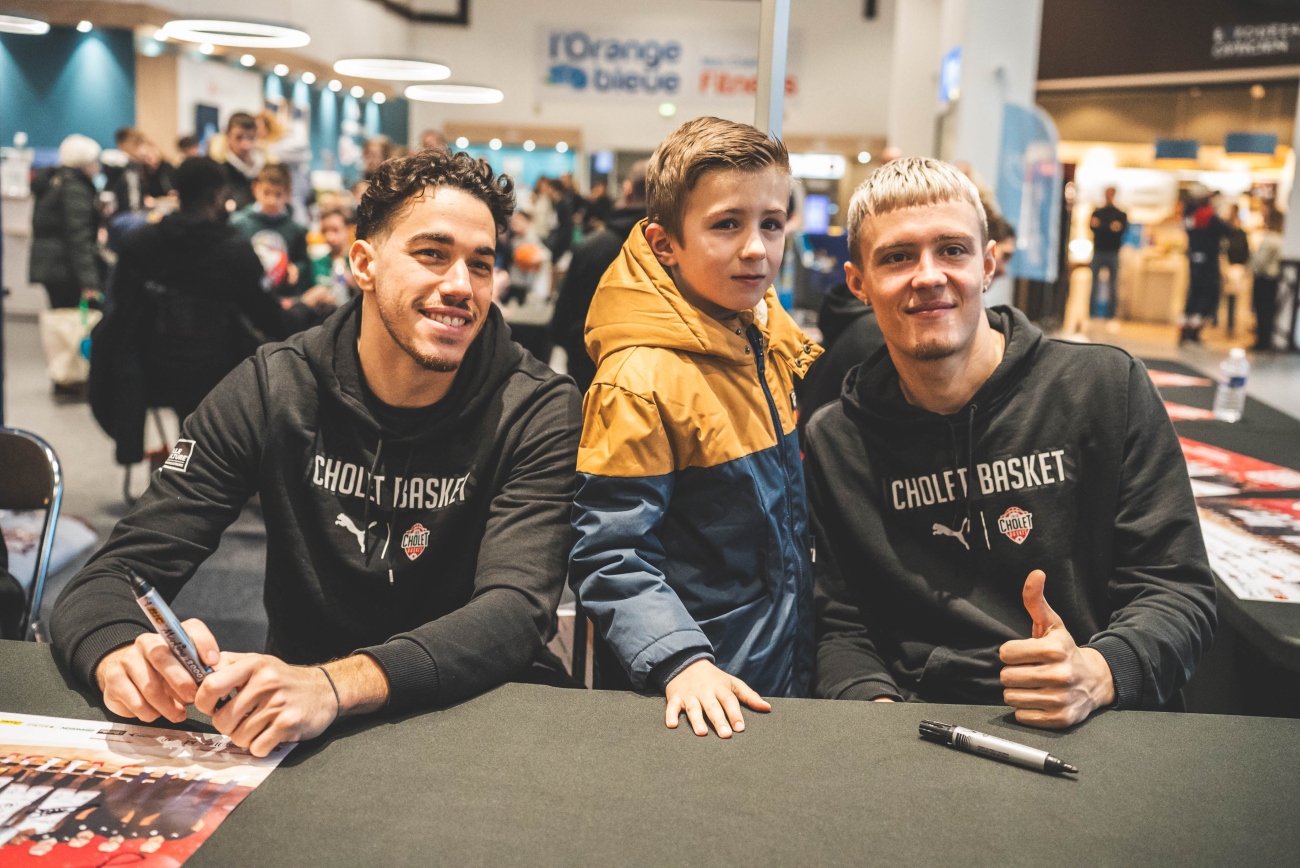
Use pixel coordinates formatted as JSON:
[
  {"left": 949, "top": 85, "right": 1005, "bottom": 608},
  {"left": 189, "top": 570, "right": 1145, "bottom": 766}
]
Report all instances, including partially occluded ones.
[
  {"left": 646, "top": 116, "right": 790, "bottom": 241},
  {"left": 255, "top": 163, "right": 293, "bottom": 190}
]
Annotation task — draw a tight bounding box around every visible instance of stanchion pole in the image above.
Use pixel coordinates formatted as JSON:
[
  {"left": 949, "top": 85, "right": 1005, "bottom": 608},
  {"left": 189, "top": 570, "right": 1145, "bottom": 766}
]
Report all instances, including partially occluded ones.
[{"left": 755, "top": 0, "right": 791, "bottom": 139}]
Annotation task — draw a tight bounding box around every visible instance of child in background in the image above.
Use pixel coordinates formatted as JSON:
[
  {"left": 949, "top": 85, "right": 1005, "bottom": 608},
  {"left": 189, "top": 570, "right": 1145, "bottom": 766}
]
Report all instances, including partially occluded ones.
[
  {"left": 310, "top": 207, "right": 358, "bottom": 306},
  {"left": 230, "top": 163, "right": 311, "bottom": 297},
  {"left": 569, "top": 117, "right": 821, "bottom": 737}
]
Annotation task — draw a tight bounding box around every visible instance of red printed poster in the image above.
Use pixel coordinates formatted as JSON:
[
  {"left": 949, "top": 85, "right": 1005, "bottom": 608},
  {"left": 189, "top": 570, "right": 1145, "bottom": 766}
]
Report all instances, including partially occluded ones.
[
  {"left": 1179, "top": 438, "right": 1300, "bottom": 498},
  {"left": 1164, "top": 401, "right": 1216, "bottom": 421},
  {"left": 0, "top": 714, "right": 291, "bottom": 865},
  {"left": 1149, "top": 370, "right": 1213, "bottom": 388},
  {"left": 1197, "top": 498, "right": 1300, "bottom": 603}
]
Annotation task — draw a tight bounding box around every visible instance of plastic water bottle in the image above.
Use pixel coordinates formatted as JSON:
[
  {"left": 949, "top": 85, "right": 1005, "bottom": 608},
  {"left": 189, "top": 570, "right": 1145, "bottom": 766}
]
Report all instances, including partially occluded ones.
[{"left": 1212, "top": 348, "right": 1250, "bottom": 423}]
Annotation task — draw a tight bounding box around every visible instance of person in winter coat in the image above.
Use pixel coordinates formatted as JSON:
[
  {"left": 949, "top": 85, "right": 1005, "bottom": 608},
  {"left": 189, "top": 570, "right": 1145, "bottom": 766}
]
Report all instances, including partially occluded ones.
[
  {"left": 806, "top": 158, "right": 1215, "bottom": 729},
  {"left": 29, "top": 134, "right": 103, "bottom": 311},
  {"left": 1180, "top": 193, "right": 1230, "bottom": 344},
  {"left": 548, "top": 160, "right": 648, "bottom": 393},
  {"left": 52, "top": 148, "right": 582, "bottom": 758},
  {"left": 90, "top": 157, "right": 289, "bottom": 467},
  {"left": 569, "top": 118, "right": 821, "bottom": 739}
]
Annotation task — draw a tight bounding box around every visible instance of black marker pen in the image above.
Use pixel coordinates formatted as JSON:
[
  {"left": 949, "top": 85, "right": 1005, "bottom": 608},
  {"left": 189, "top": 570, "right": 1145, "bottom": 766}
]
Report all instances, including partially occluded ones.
[
  {"left": 125, "top": 570, "right": 232, "bottom": 709},
  {"left": 919, "top": 720, "right": 1078, "bottom": 775}
]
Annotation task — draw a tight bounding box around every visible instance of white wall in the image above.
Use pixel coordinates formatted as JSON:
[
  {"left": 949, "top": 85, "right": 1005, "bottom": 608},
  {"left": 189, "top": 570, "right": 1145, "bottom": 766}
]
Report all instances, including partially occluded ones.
[{"left": 176, "top": 56, "right": 264, "bottom": 136}]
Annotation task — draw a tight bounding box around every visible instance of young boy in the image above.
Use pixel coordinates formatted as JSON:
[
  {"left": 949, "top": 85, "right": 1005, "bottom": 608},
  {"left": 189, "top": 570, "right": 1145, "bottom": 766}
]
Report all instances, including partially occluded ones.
[
  {"left": 570, "top": 117, "right": 821, "bottom": 738},
  {"left": 230, "top": 163, "right": 311, "bottom": 297},
  {"left": 310, "top": 206, "right": 359, "bottom": 306}
]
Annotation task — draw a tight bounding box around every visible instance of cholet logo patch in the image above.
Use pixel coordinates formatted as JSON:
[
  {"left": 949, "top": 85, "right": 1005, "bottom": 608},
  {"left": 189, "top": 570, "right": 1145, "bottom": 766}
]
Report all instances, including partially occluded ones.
[
  {"left": 997, "top": 507, "right": 1033, "bottom": 544},
  {"left": 401, "top": 523, "right": 430, "bottom": 560}
]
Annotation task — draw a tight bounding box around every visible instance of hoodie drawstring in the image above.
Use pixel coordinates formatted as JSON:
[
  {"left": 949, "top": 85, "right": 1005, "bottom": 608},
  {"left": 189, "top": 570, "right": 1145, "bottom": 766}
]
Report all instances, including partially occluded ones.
[{"left": 361, "top": 437, "right": 385, "bottom": 565}]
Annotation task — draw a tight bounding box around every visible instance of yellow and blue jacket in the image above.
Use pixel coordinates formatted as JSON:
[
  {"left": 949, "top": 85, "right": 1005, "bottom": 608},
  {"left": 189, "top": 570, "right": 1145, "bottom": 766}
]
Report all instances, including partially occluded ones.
[{"left": 569, "top": 221, "right": 822, "bottom": 696}]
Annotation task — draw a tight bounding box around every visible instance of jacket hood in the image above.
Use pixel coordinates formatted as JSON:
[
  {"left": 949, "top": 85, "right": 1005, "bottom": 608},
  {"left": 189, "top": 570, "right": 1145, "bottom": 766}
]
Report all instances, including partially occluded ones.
[
  {"left": 604, "top": 205, "right": 645, "bottom": 239},
  {"left": 842, "top": 305, "right": 1042, "bottom": 427},
  {"left": 302, "top": 296, "right": 524, "bottom": 445},
  {"left": 585, "top": 219, "right": 816, "bottom": 370}
]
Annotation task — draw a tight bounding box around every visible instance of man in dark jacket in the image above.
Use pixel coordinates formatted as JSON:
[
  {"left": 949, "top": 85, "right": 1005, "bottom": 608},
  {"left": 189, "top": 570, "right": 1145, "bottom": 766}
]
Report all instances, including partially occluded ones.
[
  {"left": 52, "top": 149, "right": 582, "bottom": 757},
  {"left": 548, "top": 160, "right": 647, "bottom": 392},
  {"left": 90, "top": 157, "right": 288, "bottom": 466},
  {"left": 806, "top": 158, "right": 1215, "bottom": 728}
]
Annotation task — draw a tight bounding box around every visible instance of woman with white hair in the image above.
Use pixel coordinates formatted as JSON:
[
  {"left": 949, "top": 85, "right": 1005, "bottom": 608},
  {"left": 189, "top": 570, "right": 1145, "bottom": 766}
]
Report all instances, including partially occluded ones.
[
  {"left": 30, "top": 133, "right": 103, "bottom": 309},
  {"left": 29, "top": 134, "right": 104, "bottom": 397}
]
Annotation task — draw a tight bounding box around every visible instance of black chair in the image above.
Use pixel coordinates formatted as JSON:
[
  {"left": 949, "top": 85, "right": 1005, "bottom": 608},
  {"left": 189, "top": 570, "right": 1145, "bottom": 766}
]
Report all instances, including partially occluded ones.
[{"left": 0, "top": 427, "right": 64, "bottom": 640}]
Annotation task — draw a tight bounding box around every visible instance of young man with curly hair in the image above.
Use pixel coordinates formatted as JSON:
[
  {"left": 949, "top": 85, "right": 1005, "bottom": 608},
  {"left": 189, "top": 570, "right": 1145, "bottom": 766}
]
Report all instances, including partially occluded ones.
[{"left": 52, "top": 150, "right": 582, "bottom": 756}]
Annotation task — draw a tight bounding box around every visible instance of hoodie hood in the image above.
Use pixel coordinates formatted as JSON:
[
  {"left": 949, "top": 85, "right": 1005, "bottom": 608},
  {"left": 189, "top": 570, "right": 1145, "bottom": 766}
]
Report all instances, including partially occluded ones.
[
  {"left": 841, "top": 306, "right": 1042, "bottom": 428},
  {"left": 585, "top": 219, "right": 818, "bottom": 373},
  {"left": 604, "top": 205, "right": 645, "bottom": 239},
  {"left": 303, "top": 296, "right": 524, "bottom": 445}
]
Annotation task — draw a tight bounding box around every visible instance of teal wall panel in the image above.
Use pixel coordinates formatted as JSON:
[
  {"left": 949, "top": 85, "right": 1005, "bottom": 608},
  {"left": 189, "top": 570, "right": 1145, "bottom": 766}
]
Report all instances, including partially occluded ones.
[{"left": 0, "top": 26, "right": 136, "bottom": 151}]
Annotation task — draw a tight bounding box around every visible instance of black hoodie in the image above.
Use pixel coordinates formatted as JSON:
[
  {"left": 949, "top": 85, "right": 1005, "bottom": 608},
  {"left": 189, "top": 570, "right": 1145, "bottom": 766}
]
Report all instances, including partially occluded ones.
[
  {"left": 805, "top": 306, "right": 1215, "bottom": 710},
  {"left": 52, "top": 298, "right": 583, "bottom": 712}
]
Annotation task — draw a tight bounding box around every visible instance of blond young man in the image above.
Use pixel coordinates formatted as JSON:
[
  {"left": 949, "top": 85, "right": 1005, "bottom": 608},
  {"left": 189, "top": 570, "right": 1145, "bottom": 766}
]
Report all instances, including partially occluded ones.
[
  {"left": 569, "top": 117, "right": 821, "bottom": 737},
  {"left": 805, "top": 157, "right": 1215, "bottom": 727}
]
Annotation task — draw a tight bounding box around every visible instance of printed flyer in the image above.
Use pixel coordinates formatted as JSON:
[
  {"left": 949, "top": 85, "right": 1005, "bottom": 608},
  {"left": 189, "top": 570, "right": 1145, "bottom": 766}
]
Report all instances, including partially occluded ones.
[
  {"left": 1148, "top": 370, "right": 1212, "bottom": 388},
  {"left": 1180, "top": 438, "right": 1300, "bottom": 498},
  {"left": 0, "top": 713, "right": 292, "bottom": 866},
  {"left": 1197, "top": 498, "right": 1300, "bottom": 603},
  {"left": 1164, "top": 401, "right": 1216, "bottom": 421}
]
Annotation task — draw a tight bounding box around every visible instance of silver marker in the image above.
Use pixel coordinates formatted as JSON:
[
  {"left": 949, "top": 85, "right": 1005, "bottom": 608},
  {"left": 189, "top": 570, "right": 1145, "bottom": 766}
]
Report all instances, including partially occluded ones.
[
  {"left": 919, "top": 720, "right": 1078, "bottom": 775},
  {"left": 125, "top": 570, "right": 232, "bottom": 709}
]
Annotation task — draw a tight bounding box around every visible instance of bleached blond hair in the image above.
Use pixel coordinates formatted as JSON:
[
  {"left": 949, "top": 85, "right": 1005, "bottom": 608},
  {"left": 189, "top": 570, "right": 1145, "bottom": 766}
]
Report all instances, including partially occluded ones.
[
  {"left": 846, "top": 157, "right": 987, "bottom": 266},
  {"left": 58, "top": 134, "right": 101, "bottom": 170}
]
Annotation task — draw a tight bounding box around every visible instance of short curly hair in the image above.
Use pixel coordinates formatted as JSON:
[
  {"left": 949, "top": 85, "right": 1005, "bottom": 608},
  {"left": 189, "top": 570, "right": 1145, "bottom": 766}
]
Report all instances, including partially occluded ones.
[{"left": 356, "top": 148, "right": 514, "bottom": 242}]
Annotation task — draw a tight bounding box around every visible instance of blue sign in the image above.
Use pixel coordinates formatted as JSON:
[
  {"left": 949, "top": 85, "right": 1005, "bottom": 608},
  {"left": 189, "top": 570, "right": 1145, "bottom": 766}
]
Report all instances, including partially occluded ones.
[
  {"left": 1224, "top": 132, "right": 1278, "bottom": 155},
  {"left": 1155, "top": 139, "right": 1199, "bottom": 160},
  {"left": 939, "top": 46, "right": 962, "bottom": 105},
  {"left": 544, "top": 30, "right": 682, "bottom": 96},
  {"left": 995, "top": 103, "right": 1063, "bottom": 283}
]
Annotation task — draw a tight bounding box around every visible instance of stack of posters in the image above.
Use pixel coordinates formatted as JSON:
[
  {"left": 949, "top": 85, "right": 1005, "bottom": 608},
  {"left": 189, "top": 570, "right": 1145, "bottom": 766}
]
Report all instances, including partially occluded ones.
[
  {"left": 1180, "top": 437, "right": 1300, "bottom": 604},
  {"left": 0, "top": 713, "right": 292, "bottom": 866}
]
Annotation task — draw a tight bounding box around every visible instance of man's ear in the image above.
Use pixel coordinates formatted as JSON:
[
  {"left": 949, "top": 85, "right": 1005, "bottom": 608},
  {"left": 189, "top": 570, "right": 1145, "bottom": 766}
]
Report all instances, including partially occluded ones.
[
  {"left": 844, "top": 260, "right": 872, "bottom": 307},
  {"left": 351, "top": 239, "right": 377, "bottom": 294},
  {"left": 643, "top": 222, "right": 680, "bottom": 268},
  {"left": 983, "top": 238, "right": 997, "bottom": 291}
]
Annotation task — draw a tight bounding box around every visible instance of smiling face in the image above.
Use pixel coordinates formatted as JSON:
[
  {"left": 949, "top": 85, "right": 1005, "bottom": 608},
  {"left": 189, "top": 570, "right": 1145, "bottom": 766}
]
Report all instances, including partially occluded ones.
[
  {"left": 353, "top": 185, "right": 496, "bottom": 378},
  {"left": 847, "top": 199, "right": 995, "bottom": 361},
  {"left": 645, "top": 166, "right": 789, "bottom": 318}
]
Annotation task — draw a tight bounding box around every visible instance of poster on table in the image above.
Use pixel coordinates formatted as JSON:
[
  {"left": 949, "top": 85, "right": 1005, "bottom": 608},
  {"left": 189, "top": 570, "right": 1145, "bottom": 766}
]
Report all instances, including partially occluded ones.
[
  {"left": 1197, "top": 498, "right": 1300, "bottom": 603},
  {"left": 1180, "top": 437, "right": 1300, "bottom": 498},
  {"left": 1164, "top": 401, "right": 1216, "bottom": 422},
  {"left": 1147, "top": 370, "right": 1212, "bottom": 388},
  {"left": 0, "top": 713, "right": 291, "bottom": 866}
]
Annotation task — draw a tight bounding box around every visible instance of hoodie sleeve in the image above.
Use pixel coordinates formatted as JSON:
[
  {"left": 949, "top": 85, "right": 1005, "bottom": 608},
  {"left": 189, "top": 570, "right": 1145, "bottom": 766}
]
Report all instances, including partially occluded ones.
[
  {"left": 50, "top": 359, "right": 266, "bottom": 689},
  {"left": 1085, "top": 358, "right": 1217, "bottom": 710},
  {"left": 805, "top": 427, "right": 905, "bottom": 702},
  {"left": 360, "top": 379, "right": 582, "bottom": 712},
  {"left": 567, "top": 382, "right": 714, "bottom": 692}
]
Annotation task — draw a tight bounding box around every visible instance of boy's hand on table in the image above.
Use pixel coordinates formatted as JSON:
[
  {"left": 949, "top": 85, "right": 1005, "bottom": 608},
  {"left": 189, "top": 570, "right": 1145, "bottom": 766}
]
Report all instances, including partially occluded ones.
[
  {"left": 999, "top": 570, "right": 1116, "bottom": 729},
  {"left": 664, "top": 659, "right": 771, "bottom": 738}
]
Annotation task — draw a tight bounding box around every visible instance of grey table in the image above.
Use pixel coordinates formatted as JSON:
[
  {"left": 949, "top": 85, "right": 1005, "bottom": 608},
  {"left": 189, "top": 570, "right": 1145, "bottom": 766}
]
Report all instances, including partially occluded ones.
[{"left": 2, "top": 641, "right": 1298, "bottom": 867}]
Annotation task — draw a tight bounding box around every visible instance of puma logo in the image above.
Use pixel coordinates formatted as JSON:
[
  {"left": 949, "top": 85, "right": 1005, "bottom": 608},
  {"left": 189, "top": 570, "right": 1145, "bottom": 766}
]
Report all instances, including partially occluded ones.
[
  {"left": 932, "top": 518, "right": 970, "bottom": 550},
  {"left": 336, "top": 513, "right": 377, "bottom": 553}
]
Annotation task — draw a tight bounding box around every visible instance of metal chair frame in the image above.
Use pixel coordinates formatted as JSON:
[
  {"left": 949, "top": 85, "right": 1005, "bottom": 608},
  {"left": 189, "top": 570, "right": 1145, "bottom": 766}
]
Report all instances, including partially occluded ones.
[{"left": 0, "top": 427, "right": 64, "bottom": 641}]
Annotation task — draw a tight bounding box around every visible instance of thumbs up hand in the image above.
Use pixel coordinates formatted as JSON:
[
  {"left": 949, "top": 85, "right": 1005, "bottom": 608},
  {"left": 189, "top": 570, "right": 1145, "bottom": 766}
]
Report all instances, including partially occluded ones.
[{"left": 998, "top": 570, "right": 1116, "bottom": 729}]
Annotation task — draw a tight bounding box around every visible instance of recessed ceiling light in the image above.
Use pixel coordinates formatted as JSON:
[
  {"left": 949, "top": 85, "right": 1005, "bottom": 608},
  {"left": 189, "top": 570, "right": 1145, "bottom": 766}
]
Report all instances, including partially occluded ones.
[
  {"left": 372, "top": 92, "right": 386, "bottom": 104},
  {"left": 658, "top": 102, "right": 676, "bottom": 117},
  {"left": 77, "top": 20, "right": 93, "bottom": 33},
  {"left": 328, "top": 79, "right": 342, "bottom": 92},
  {"left": 333, "top": 58, "right": 450, "bottom": 81},
  {"left": 404, "top": 84, "right": 503, "bottom": 105},
  {"left": 455, "top": 137, "right": 469, "bottom": 149},
  {"left": 489, "top": 138, "right": 502, "bottom": 150},
  {"left": 857, "top": 151, "right": 872, "bottom": 164},
  {"left": 301, "top": 71, "right": 316, "bottom": 85},
  {"left": 199, "top": 43, "right": 215, "bottom": 55},
  {"left": 523, "top": 140, "right": 535, "bottom": 152},
  {"left": 240, "top": 54, "right": 256, "bottom": 67},
  {"left": 556, "top": 142, "right": 569, "bottom": 153},
  {"left": 162, "top": 19, "right": 309, "bottom": 49},
  {"left": 350, "top": 85, "right": 365, "bottom": 98},
  {"left": 274, "top": 63, "right": 289, "bottom": 76},
  {"left": 0, "top": 15, "right": 51, "bottom": 35}
]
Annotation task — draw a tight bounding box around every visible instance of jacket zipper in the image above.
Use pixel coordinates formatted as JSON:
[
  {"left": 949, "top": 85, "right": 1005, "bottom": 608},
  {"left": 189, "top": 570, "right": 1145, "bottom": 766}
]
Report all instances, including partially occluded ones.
[{"left": 747, "top": 325, "right": 801, "bottom": 591}]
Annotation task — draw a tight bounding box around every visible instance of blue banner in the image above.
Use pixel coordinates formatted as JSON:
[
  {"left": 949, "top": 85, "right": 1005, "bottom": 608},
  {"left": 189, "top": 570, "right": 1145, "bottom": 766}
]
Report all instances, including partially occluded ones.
[{"left": 996, "top": 104, "right": 1063, "bottom": 283}]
